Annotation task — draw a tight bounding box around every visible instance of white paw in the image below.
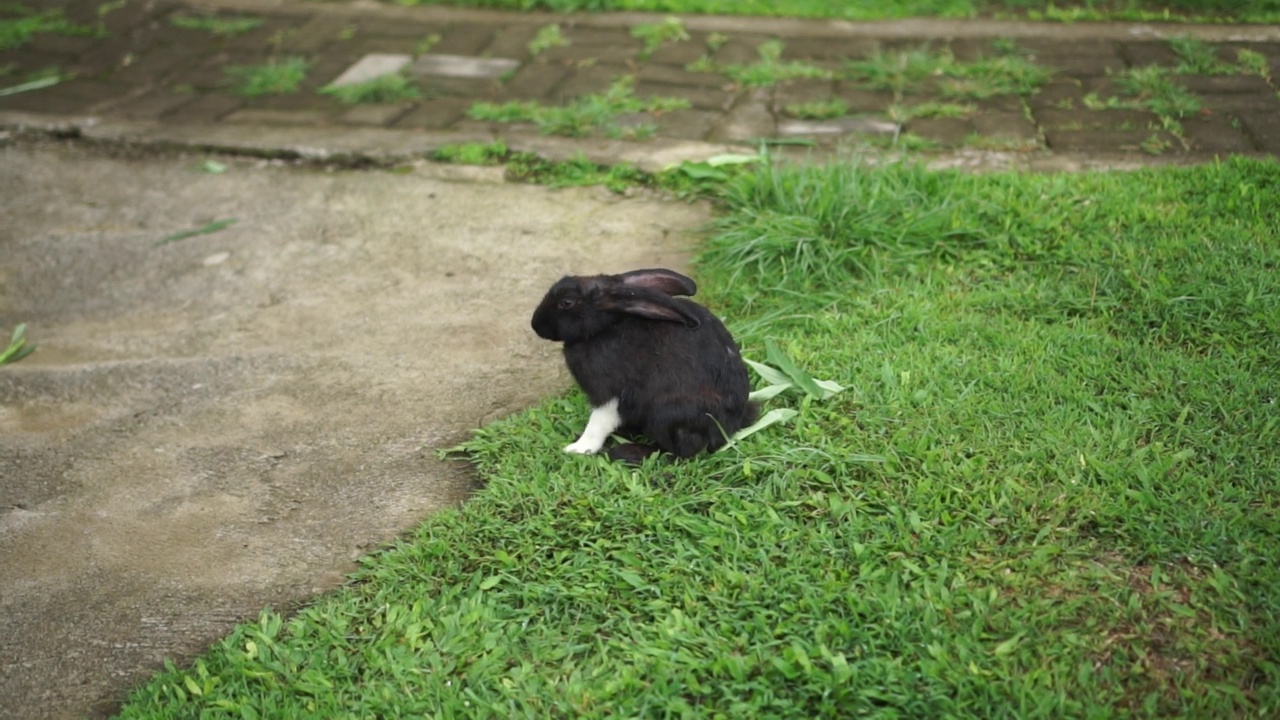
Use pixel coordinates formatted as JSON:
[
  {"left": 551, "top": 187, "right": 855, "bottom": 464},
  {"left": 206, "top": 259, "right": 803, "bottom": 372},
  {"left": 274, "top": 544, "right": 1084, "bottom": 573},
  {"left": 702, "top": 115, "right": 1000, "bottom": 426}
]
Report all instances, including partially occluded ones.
[
  {"left": 564, "top": 440, "right": 602, "bottom": 455},
  {"left": 562, "top": 399, "right": 620, "bottom": 456}
]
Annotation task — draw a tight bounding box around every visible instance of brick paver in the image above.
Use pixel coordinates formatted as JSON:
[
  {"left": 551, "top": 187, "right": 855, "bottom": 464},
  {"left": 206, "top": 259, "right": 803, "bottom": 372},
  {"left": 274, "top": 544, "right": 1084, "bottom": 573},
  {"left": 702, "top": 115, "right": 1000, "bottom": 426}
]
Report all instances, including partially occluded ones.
[{"left": 2, "top": 0, "right": 1279, "bottom": 162}]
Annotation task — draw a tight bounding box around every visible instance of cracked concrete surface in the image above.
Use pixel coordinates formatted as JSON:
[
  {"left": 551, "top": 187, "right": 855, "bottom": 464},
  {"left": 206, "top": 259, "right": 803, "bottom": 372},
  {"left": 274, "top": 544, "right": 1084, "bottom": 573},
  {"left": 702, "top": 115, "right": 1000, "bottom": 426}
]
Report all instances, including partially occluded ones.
[{"left": 0, "top": 141, "right": 709, "bottom": 719}]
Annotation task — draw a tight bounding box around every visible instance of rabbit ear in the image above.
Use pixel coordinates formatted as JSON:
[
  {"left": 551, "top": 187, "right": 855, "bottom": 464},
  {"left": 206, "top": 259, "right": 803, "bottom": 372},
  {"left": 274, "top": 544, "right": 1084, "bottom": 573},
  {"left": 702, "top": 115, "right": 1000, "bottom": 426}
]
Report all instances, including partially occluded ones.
[
  {"left": 616, "top": 268, "right": 697, "bottom": 297},
  {"left": 605, "top": 288, "right": 701, "bottom": 328}
]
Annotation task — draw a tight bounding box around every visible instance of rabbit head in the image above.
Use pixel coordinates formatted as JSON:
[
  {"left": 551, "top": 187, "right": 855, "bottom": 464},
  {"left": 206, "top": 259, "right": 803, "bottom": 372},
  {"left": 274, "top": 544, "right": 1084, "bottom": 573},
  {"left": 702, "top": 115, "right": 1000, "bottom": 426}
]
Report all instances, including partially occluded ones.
[{"left": 531, "top": 268, "right": 700, "bottom": 344}]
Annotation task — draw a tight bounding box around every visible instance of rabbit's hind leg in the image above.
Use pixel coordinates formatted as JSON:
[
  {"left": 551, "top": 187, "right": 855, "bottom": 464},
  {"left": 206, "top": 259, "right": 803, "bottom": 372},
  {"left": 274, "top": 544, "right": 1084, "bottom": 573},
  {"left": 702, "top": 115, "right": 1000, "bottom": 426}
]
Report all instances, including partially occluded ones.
[{"left": 650, "top": 412, "right": 718, "bottom": 458}]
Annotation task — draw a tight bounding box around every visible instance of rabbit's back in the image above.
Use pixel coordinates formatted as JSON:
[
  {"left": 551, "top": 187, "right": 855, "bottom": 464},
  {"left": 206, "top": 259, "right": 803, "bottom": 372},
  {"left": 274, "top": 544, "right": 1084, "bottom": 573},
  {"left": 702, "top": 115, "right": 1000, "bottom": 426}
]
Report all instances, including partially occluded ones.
[{"left": 563, "top": 299, "right": 753, "bottom": 456}]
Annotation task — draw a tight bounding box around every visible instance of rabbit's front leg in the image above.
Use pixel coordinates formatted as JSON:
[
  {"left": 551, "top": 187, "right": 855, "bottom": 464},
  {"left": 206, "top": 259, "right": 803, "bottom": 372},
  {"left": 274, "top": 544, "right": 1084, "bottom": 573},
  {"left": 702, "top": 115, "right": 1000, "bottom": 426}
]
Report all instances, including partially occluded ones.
[{"left": 565, "top": 398, "right": 621, "bottom": 454}]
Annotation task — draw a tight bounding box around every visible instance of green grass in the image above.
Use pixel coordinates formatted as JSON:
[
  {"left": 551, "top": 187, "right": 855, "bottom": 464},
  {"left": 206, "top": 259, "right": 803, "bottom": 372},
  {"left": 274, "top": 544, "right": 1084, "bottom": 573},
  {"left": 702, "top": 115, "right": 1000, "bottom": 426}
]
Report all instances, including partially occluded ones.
[
  {"left": 846, "top": 47, "right": 951, "bottom": 95},
  {"left": 116, "top": 157, "right": 1280, "bottom": 718},
  {"left": 1166, "top": 37, "right": 1274, "bottom": 80},
  {"left": 319, "top": 72, "right": 421, "bottom": 104},
  {"left": 414, "top": 32, "right": 442, "bottom": 55},
  {"left": 1113, "top": 65, "right": 1202, "bottom": 130},
  {"left": 429, "top": 140, "right": 512, "bottom": 165},
  {"left": 374, "top": 0, "right": 1280, "bottom": 23},
  {"left": 0, "top": 5, "right": 95, "bottom": 51},
  {"left": 1140, "top": 132, "right": 1172, "bottom": 154},
  {"left": 428, "top": 141, "right": 654, "bottom": 192},
  {"left": 506, "top": 153, "right": 650, "bottom": 190},
  {"left": 1079, "top": 64, "right": 1204, "bottom": 140},
  {"left": 695, "top": 38, "right": 832, "bottom": 88},
  {"left": 990, "top": 37, "right": 1023, "bottom": 56},
  {"left": 939, "top": 54, "right": 1050, "bottom": 98},
  {"left": 1016, "top": 1, "right": 1280, "bottom": 22},
  {"left": 847, "top": 47, "right": 1049, "bottom": 100},
  {"left": 167, "top": 13, "right": 264, "bottom": 38},
  {"left": 1235, "top": 49, "right": 1271, "bottom": 80},
  {"left": 631, "top": 16, "right": 689, "bottom": 59},
  {"left": 1167, "top": 35, "right": 1240, "bottom": 75},
  {"left": 963, "top": 132, "right": 1039, "bottom": 151},
  {"left": 225, "top": 57, "right": 309, "bottom": 97},
  {"left": 527, "top": 23, "right": 566, "bottom": 55},
  {"left": 468, "top": 75, "right": 689, "bottom": 138}
]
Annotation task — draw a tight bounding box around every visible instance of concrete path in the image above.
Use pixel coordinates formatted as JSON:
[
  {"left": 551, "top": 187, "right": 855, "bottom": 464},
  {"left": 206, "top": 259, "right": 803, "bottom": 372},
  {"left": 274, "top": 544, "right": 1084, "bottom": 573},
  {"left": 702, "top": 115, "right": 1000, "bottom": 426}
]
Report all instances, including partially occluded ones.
[{"left": 0, "top": 141, "right": 707, "bottom": 719}]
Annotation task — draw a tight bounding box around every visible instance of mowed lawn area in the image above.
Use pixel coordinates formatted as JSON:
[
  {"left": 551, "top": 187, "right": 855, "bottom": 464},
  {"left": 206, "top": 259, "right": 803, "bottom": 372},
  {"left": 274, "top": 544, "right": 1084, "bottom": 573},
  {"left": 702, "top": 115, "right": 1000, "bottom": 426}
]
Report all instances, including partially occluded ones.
[{"left": 118, "top": 157, "right": 1279, "bottom": 718}]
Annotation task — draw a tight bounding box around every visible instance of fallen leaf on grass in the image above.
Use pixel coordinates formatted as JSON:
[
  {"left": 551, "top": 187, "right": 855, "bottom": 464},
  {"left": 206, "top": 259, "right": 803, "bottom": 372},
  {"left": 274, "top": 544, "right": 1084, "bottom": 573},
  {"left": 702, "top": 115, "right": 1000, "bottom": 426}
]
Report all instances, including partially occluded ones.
[
  {"left": 746, "top": 345, "right": 844, "bottom": 402},
  {"left": 731, "top": 408, "right": 799, "bottom": 442},
  {"left": 730, "top": 343, "right": 847, "bottom": 447}
]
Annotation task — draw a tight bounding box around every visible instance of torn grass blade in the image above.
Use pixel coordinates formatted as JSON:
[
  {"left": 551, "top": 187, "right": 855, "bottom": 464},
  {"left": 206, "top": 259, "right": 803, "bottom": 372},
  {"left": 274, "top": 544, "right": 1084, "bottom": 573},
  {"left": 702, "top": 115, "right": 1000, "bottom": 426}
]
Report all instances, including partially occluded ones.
[
  {"left": 744, "top": 357, "right": 792, "bottom": 387},
  {"left": 765, "top": 338, "right": 826, "bottom": 398},
  {"left": 1, "top": 323, "right": 35, "bottom": 365},
  {"left": 745, "top": 355, "right": 844, "bottom": 402},
  {"left": 156, "top": 219, "right": 237, "bottom": 246},
  {"left": 730, "top": 408, "right": 798, "bottom": 444},
  {"left": 664, "top": 153, "right": 758, "bottom": 176},
  {"left": 705, "top": 153, "right": 761, "bottom": 167},
  {"left": 0, "top": 73, "right": 71, "bottom": 97},
  {"left": 748, "top": 383, "right": 789, "bottom": 403},
  {"left": 813, "top": 378, "right": 845, "bottom": 398}
]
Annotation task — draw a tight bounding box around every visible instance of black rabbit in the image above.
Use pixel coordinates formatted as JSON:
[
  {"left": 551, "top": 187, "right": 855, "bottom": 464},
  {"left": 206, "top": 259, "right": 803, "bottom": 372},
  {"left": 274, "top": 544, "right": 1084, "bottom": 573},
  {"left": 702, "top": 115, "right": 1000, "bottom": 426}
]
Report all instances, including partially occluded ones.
[{"left": 531, "top": 268, "right": 757, "bottom": 462}]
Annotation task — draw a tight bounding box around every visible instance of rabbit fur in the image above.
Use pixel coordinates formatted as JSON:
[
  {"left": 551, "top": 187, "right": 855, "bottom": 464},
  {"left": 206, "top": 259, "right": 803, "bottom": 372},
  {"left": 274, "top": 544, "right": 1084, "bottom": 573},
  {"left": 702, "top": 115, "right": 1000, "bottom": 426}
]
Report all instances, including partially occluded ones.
[{"left": 531, "top": 268, "right": 757, "bottom": 461}]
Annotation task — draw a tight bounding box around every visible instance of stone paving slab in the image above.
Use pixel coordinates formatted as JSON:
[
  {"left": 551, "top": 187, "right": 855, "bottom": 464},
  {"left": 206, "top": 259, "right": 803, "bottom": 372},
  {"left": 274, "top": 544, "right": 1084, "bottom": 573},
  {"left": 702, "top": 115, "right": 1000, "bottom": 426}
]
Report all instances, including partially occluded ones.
[
  {"left": 330, "top": 52, "right": 412, "bottom": 86},
  {"left": 3, "top": 0, "right": 1280, "bottom": 163}
]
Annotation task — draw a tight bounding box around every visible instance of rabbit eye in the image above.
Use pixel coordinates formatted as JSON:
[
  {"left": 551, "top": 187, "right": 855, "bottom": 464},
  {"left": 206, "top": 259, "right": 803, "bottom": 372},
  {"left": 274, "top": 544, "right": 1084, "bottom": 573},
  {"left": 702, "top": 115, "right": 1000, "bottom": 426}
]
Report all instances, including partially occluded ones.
[{"left": 558, "top": 298, "right": 577, "bottom": 310}]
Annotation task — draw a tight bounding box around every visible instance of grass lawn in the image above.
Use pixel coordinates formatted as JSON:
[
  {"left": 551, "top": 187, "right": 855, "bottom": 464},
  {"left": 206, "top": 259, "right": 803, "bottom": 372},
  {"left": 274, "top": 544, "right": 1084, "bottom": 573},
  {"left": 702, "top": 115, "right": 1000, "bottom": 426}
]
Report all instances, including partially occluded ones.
[
  {"left": 387, "top": 0, "right": 1280, "bottom": 24},
  {"left": 116, "top": 157, "right": 1279, "bottom": 718}
]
